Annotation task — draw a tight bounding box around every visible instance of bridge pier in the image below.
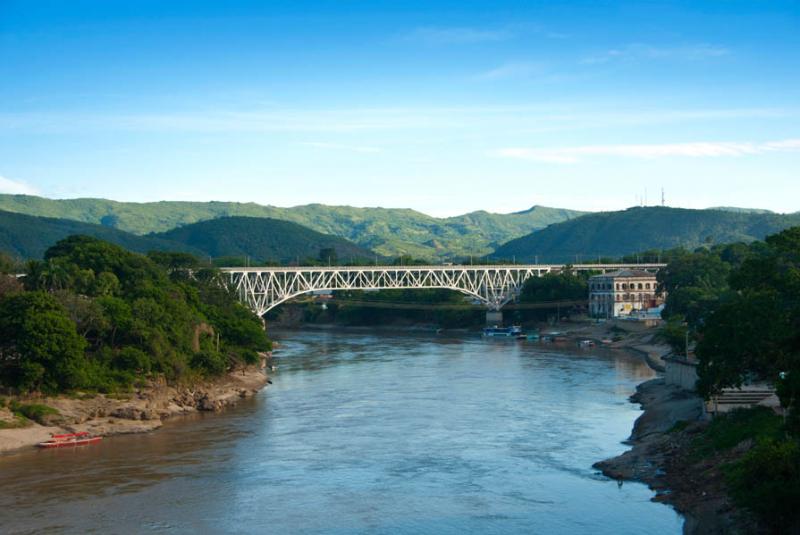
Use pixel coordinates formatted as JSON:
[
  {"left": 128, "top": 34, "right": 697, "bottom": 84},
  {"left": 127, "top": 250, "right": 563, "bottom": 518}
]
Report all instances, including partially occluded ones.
[{"left": 486, "top": 310, "right": 503, "bottom": 325}]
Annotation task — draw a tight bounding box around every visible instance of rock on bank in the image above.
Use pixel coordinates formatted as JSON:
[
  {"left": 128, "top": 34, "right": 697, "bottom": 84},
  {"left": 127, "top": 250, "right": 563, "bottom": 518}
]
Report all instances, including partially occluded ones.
[
  {"left": 0, "top": 366, "right": 269, "bottom": 454},
  {"left": 594, "top": 378, "right": 762, "bottom": 535}
]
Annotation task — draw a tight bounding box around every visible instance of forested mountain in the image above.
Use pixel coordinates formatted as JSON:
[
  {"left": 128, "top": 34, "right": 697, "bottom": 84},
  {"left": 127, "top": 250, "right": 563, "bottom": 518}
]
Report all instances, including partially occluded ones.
[
  {"left": 0, "top": 211, "right": 373, "bottom": 264},
  {"left": 152, "top": 217, "right": 375, "bottom": 264},
  {"left": 0, "top": 210, "right": 203, "bottom": 259},
  {"left": 0, "top": 194, "right": 583, "bottom": 258},
  {"left": 491, "top": 207, "right": 800, "bottom": 262}
]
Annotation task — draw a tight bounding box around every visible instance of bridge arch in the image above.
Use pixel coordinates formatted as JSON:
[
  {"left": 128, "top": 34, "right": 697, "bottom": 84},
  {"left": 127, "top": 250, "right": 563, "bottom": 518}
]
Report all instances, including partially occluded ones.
[
  {"left": 221, "top": 264, "right": 665, "bottom": 318},
  {"left": 256, "top": 284, "right": 494, "bottom": 317}
]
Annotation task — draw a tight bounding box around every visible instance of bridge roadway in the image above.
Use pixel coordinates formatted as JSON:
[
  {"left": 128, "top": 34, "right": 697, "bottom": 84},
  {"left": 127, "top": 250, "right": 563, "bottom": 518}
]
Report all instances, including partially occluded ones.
[{"left": 221, "top": 263, "right": 665, "bottom": 317}]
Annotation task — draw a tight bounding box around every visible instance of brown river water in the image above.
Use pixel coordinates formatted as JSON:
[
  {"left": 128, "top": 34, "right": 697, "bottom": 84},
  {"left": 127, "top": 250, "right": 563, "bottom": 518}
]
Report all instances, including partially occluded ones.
[{"left": 0, "top": 330, "right": 683, "bottom": 534}]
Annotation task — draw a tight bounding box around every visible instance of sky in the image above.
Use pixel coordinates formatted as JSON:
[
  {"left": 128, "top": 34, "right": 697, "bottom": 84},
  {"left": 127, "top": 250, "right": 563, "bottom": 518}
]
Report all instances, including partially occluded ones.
[{"left": 1, "top": 0, "right": 799, "bottom": 216}]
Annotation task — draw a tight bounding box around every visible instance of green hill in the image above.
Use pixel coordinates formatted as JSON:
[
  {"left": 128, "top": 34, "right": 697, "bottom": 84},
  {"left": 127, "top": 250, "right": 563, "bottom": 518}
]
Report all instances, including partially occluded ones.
[
  {"left": 491, "top": 206, "right": 800, "bottom": 262},
  {"left": 0, "top": 211, "right": 373, "bottom": 264},
  {"left": 152, "top": 216, "right": 375, "bottom": 264},
  {"left": 0, "top": 209, "right": 203, "bottom": 259},
  {"left": 0, "top": 195, "right": 583, "bottom": 258}
]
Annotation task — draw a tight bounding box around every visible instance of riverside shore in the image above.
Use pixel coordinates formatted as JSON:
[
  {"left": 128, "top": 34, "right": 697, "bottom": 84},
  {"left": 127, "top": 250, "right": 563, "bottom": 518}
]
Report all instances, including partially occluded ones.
[{"left": 0, "top": 363, "right": 270, "bottom": 454}]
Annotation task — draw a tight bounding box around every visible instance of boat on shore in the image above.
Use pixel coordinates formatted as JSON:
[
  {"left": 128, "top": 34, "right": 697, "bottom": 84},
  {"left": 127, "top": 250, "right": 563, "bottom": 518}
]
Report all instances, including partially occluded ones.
[
  {"left": 37, "top": 432, "right": 102, "bottom": 449},
  {"left": 482, "top": 325, "right": 523, "bottom": 337}
]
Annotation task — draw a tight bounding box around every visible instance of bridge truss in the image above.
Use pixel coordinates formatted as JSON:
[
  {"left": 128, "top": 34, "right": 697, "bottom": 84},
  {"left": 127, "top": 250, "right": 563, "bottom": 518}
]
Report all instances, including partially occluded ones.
[{"left": 221, "top": 264, "right": 664, "bottom": 317}]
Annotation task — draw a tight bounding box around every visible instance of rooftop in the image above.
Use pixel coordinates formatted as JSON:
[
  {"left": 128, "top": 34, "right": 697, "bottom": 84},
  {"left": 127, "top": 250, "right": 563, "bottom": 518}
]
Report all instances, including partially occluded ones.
[{"left": 590, "top": 269, "right": 657, "bottom": 279}]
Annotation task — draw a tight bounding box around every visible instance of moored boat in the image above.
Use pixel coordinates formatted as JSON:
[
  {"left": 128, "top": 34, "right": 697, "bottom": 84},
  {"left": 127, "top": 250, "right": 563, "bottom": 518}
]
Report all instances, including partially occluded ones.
[
  {"left": 482, "top": 325, "right": 523, "bottom": 337},
  {"left": 37, "top": 432, "right": 102, "bottom": 449}
]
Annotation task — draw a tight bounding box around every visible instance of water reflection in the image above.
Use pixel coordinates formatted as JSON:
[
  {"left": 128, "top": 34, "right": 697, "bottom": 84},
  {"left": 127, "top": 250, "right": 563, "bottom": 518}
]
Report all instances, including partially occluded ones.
[{"left": 0, "top": 330, "right": 682, "bottom": 534}]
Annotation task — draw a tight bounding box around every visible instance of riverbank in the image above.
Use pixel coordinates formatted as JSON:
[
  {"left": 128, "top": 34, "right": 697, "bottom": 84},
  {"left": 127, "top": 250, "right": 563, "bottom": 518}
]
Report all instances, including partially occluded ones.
[
  {"left": 594, "top": 379, "right": 765, "bottom": 534},
  {"left": 0, "top": 363, "right": 270, "bottom": 454}
]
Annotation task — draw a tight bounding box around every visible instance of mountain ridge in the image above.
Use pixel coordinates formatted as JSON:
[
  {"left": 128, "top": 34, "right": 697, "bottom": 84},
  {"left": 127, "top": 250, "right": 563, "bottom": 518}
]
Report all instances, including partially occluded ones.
[
  {"left": 491, "top": 206, "right": 800, "bottom": 262},
  {"left": 0, "top": 194, "right": 585, "bottom": 258}
]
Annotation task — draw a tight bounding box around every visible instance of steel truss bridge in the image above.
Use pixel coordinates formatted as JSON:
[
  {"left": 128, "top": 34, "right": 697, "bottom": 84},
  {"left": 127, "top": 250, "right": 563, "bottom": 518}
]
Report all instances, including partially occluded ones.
[{"left": 221, "top": 264, "right": 665, "bottom": 317}]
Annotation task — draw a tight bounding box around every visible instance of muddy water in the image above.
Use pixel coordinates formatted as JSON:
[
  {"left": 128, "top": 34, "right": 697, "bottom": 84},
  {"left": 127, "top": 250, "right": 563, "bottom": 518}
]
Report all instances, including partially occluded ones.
[{"left": 0, "top": 331, "right": 682, "bottom": 534}]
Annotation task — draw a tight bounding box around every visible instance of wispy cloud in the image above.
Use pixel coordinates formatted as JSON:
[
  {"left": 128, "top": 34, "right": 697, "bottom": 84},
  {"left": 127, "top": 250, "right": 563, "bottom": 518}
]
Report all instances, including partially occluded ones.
[
  {"left": 0, "top": 175, "right": 38, "bottom": 195},
  {"left": 582, "top": 43, "right": 730, "bottom": 64},
  {"left": 0, "top": 106, "right": 791, "bottom": 135},
  {"left": 402, "top": 26, "right": 514, "bottom": 45},
  {"left": 300, "top": 142, "right": 382, "bottom": 153},
  {"left": 476, "top": 61, "right": 546, "bottom": 80},
  {"left": 492, "top": 138, "right": 800, "bottom": 164}
]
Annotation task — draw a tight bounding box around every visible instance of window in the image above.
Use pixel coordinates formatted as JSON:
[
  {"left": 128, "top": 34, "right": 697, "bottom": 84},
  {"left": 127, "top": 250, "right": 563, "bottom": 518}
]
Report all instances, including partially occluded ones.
[
  {"left": 638, "top": 283, "right": 643, "bottom": 290},
  {"left": 645, "top": 283, "right": 651, "bottom": 289}
]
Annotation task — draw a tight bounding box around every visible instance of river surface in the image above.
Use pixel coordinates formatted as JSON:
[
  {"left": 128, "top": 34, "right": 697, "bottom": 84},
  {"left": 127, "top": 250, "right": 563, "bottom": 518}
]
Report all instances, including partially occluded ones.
[{"left": 0, "top": 330, "right": 683, "bottom": 534}]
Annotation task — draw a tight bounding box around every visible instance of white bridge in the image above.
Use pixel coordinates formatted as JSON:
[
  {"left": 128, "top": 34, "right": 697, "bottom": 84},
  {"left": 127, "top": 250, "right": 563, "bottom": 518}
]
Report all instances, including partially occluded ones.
[{"left": 221, "top": 264, "right": 665, "bottom": 317}]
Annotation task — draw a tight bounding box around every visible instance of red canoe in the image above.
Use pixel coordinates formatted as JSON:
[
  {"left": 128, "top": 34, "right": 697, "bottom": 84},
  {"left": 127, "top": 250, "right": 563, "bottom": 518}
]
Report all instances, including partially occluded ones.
[{"left": 37, "top": 431, "right": 103, "bottom": 449}]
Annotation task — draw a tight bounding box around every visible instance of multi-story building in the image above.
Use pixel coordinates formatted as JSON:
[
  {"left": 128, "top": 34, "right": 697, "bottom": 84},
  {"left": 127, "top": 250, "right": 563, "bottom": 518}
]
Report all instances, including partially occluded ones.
[{"left": 588, "top": 269, "right": 663, "bottom": 318}]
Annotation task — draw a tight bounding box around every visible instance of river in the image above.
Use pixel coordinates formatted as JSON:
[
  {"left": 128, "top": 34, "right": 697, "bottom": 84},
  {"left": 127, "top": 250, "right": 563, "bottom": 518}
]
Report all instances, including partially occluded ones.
[{"left": 0, "top": 330, "right": 683, "bottom": 534}]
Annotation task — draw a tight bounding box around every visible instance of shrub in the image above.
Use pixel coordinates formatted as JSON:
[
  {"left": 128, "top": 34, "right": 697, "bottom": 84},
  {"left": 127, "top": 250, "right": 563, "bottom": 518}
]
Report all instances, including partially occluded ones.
[
  {"left": 726, "top": 438, "right": 800, "bottom": 531},
  {"left": 691, "top": 407, "right": 783, "bottom": 459},
  {"left": 9, "top": 401, "right": 60, "bottom": 424}
]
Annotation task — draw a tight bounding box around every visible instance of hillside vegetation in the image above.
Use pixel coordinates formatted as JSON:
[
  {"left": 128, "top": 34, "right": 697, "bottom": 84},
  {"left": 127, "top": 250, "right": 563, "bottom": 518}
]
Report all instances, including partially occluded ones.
[
  {"left": 152, "top": 216, "right": 375, "bottom": 264},
  {"left": 492, "top": 206, "right": 800, "bottom": 262},
  {"left": 0, "top": 210, "right": 375, "bottom": 264},
  {"left": 0, "top": 194, "right": 583, "bottom": 258},
  {"left": 0, "top": 209, "right": 204, "bottom": 259},
  {"left": 0, "top": 236, "right": 270, "bottom": 393}
]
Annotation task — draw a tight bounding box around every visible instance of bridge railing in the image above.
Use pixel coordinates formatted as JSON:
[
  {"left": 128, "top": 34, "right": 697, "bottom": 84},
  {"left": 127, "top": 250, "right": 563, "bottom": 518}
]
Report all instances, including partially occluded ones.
[{"left": 219, "top": 263, "right": 666, "bottom": 273}]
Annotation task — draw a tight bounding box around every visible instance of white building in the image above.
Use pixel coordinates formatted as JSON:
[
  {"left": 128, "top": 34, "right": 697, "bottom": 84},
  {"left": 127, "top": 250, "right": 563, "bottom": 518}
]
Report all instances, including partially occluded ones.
[{"left": 589, "top": 269, "right": 663, "bottom": 318}]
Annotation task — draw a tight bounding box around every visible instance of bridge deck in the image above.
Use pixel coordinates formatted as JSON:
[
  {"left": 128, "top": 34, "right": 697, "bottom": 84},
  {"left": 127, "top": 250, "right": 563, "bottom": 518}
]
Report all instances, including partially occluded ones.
[
  {"left": 222, "top": 263, "right": 665, "bottom": 316},
  {"left": 220, "top": 263, "right": 665, "bottom": 273}
]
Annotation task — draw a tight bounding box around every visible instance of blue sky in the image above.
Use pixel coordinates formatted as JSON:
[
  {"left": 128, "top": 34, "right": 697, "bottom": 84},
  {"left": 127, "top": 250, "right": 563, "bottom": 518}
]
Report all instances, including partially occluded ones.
[{"left": 1, "top": 0, "right": 798, "bottom": 215}]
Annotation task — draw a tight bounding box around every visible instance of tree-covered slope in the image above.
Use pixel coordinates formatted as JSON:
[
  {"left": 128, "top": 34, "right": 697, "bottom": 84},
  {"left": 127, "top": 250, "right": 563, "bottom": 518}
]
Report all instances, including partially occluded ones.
[
  {"left": 0, "top": 195, "right": 584, "bottom": 258},
  {"left": 152, "top": 216, "right": 375, "bottom": 264},
  {"left": 0, "top": 209, "right": 204, "bottom": 259},
  {"left": 491, "top": 207, "right": 800, "bottom": 262}
]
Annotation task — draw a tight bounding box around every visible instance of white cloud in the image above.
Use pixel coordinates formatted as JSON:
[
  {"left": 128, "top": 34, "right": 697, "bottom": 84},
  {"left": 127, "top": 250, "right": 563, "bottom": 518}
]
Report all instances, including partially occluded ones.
[
  {"left": 0, "top": 106, "right": 791, "bottom": 135},
  {"left": 476, "top": 62, "right": 546, "bottom": 80},
  {"left": 583, "top": 43, "right": 730, "bottom": 64},
  {"left": 492, "top": 138, "right": 800, "bottom": 164},
  {"left": 0, "top": 175, "right": 38, "bottom": 195},
  {"left": 403, "top": 26, "right": 513, "bottom": 45}
]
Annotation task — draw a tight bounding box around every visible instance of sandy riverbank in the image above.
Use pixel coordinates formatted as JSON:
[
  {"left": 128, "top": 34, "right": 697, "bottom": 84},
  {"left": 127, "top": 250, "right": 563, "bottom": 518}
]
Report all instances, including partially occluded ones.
[{"left": 0, "top": 364, "right": 270, "bottom": 454}]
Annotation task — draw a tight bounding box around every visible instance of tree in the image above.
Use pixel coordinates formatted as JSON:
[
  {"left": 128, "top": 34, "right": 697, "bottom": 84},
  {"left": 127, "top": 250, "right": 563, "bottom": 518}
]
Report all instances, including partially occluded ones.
[
  {"left": 0, "top": 292, "right": 88, "bottom": 392},
  {"left": 693, "top": 227, "right": 800, "bottom": 431},
  {"left": 519, "top": 272, "right": 587, "bottom": 302},
  {"left": 318, "top": 247, "right": 338, "bottom": 265}
]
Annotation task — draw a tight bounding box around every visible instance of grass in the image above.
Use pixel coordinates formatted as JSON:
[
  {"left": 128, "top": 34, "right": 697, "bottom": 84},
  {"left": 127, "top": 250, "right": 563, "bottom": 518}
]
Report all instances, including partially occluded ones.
[
  {"left": 0, "top": 414, "right": 32, "bottom": 429},
  {"left": 668, "top": 419, "right": 690, "bottom": 433},
  {"left": 690, "top": 407, "right": 784, "bottom": 460},
  {"left": 8, "top": 401, "right": 60, "bottom": 425}
]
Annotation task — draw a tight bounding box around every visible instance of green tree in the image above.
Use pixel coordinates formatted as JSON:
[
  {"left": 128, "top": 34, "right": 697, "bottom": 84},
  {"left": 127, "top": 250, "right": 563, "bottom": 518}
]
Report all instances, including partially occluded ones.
[
  {"left": 0, "top": 292, "right": 88, "bottom": 392},
  {"left": 318, "top": 247, "right": 338, "bottom": 265},
  {"left": 519, "top": 272, "right": 587, "bottom": 302}
]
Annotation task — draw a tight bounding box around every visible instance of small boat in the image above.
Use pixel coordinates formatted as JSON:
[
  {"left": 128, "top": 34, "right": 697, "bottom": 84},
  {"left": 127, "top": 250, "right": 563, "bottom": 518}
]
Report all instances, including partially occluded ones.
[
  {"left": 527, "top": 333, "right": 540, "bottom": 341},
  {"left": 578, "top": 339, "right": 596, "bottom": 348},
  {"left": 37, "top": 432, "right": 102, "bottom": 449},
  {"left": 482, "top": 325, "right": 523, "bottom": 337}
]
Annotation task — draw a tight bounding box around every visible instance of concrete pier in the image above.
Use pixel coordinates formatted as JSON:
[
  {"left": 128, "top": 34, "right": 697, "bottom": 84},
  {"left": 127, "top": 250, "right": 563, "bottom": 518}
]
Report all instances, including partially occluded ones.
[{"left": 486, "top": 310, "right": 503, "bottom": 325}]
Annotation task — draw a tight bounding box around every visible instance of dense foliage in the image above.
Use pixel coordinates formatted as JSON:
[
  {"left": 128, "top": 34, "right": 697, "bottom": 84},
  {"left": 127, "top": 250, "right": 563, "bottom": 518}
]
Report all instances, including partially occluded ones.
[
  {"left": 0, "top": 209, "right": 204, "bottom": 259},
  {"left": 152, "top": 216, "right": 374, "bottom": 265},
  {"left": 492, "top": 206, "right": 800, "bottom": 263},
  {"left": 269, "top": 288, "right": 485, "bottom": 328},
  {"left": 0, "top": 194, "right": 582, "bottom": 259},
  {"left": 0, "top": 236, "right": 270, "bottom": 394},
  {"left": 657, "top": 227, "right": 800, "bottom": 528}
]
